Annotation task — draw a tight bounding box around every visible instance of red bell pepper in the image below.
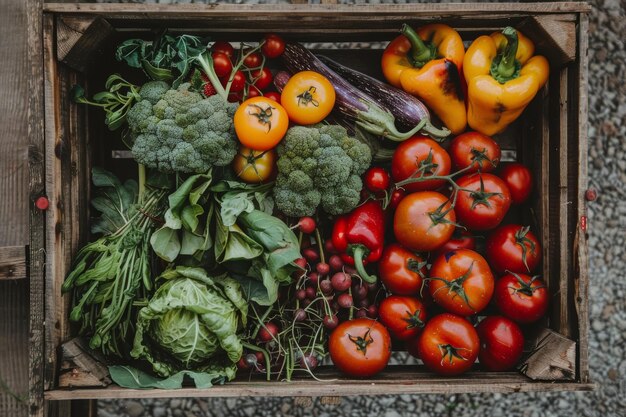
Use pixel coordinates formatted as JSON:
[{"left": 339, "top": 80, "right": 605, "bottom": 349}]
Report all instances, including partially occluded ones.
[{"left": 331, "top": 200, "right": 385, "bottom": 283}]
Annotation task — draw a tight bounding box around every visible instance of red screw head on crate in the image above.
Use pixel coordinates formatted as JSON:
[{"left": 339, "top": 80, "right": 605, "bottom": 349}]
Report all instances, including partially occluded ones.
[
  {"left": 35, "top": 196, "right": 49, "bottom": 211},
  {"left": 584, "top": 188, "right": 597, "bottom": 202}
]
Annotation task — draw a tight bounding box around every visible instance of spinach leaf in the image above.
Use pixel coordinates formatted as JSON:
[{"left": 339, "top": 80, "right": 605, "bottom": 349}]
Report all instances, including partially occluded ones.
[
  {"left": 109, "top": 365, "right": 233, "bottom": 389},
  {"left": 90, "top": 167, "right": 138, "bottom": 235},
  {"left": 214, "top": 214, "right": 263, "bottom": 263}
]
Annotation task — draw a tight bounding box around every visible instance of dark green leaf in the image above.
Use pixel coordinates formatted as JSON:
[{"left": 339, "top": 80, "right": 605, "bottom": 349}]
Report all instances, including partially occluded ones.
[{"left": 109, "top": 366, "right": 229, "bottom": 389}]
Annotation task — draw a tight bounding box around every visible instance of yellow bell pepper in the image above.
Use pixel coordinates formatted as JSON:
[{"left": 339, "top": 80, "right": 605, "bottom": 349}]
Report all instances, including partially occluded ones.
[
  {"left": 382, "top": 24, "right": 466, "bottom": 135},
  {"left": 463, "top": 27, "right": 549, "bottom": 136}
]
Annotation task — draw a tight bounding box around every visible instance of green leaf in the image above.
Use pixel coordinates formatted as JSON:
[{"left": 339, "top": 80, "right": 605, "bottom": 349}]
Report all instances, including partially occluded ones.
[
  {"left": 150, "top": 226, "right": 181, "bottom": 262},
  {"left": 115, "top": 39, "right": 149, "bottom": 69},
  {"left": 214, "top": 215, "right": 263, "bottom": 263},
  {"left": 109, "top": 366, "right": 230, "bottom": 389},
  {"left": 90, "top": 168, "right": 138, "bottom": 235},
  {"left": 219, "top": 192, "right": 255, "bottom": 227}
]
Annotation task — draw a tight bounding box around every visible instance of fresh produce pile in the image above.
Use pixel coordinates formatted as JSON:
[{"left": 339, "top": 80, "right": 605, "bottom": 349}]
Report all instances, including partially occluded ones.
[{"left": 66, "top": 24, "right": 550, "bottom": 387}]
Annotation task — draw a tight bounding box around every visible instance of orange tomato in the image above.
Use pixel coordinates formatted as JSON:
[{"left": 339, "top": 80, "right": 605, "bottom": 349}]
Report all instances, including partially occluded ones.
[
  {"left": 280, "top": 71, "right": 335, "bottom": 125},
  {"left": 232, "top": 146, "right": 276, "bottom": 183},
  {"left": 234, "top": 97, "right": 289, "bottom": 151}
]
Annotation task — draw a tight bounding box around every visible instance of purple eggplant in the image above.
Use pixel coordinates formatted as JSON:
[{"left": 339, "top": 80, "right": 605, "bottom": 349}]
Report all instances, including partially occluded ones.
[
  {"left": 318, "top": 55, "right": 449, "bottom": 139},
  {"left": 281, "top": 42, "right": 449, "bottom": 142}
]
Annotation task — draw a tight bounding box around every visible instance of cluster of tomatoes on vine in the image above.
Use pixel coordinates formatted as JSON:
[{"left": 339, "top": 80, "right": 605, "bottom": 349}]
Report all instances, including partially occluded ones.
[
  {"left": 341, "top": 131, "right": 551, "bottom": 376},
  {"left": 201, "top": 34, "right": 285, "bottom": 103}
]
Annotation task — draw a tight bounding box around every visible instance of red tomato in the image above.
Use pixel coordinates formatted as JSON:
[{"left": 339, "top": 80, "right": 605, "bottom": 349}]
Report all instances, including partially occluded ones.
[
  {"left": 211, "top": 41, "right": 235, "bottom": 58},
  {"left": 262, "top": 34, "right": 286, "bottom": 58},
  {"left": 389, "top": 188, "right": 406, "bottom": 210},
  {"left": 263, "top": 91, "right": 281, "bottom": 102},
  {"left": 485, "top": 224, "right": 542, "bottom": 274},
  {"left": 211, "top": 52, "right": 233, "bottom": 78},
  {"left": 476, "top": 316, "right": 524, "bottom": 371},
  {"left": 450, "top": 131, "right": 501, "bottom": 173},
  {"left": 428, "top": 249, "right": 495, "bottom": 316},
  {"left": 378, "top": 296, "right": 427, "bottom": 341},
  {"left": 391, "top": 136, "right": 451, "bottom": 192},
  {"left": 416, "top": 313, "right": 479, "bottom": 375},
  {"left": 498, "top": 162, "right": 533, "bottom": 204},
  {"left": 494, "top": 272, "right": 549, "bottom": 323},
  {"left": 455, "top": 173, "right": 511, "bottom": 231},
  {"left": 246, "top": 86, "right": 262, "bottom": 99},
  {"left": 378, "top": 244, "right": 427, "bottom": 295},
  {"left": 364, "top": 167, "right": 391, "bottom": 195},
  {"left": 251, "top": 67, "right": 273, "bottom": 91},
  {"left": 222, "top": 70, "right": 246, "bottom": 93},
  {"left": 433, "top": 229, "right": 476, "bottom": 259},
  {"left": 394, "top": 191, "right": 456, "bottom": 252},
  {"left": 329, "top": 318, "right": 391, "bottom": 378},
  {"left": 243, "top": 51, "right": 263, "bottom": 68}
]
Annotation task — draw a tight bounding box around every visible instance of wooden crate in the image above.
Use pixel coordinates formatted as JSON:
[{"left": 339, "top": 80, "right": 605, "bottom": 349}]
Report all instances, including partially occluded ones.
[{"left": 29, "top": 2, "right": 593, "bottom": 415}]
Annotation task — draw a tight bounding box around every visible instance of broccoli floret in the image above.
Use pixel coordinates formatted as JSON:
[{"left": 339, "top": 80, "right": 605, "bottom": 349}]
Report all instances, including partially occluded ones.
[
  {"left": 128, "top": 83, "right": 239, "bottom": 173},
  {"left": 274, "top": 124, "right": 372, "bottom": 217}
]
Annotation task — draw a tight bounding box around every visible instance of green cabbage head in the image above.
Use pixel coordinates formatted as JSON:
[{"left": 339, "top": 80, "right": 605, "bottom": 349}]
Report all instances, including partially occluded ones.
[{"left": 131, "top": 266, "right": 247, "bottom": 378}]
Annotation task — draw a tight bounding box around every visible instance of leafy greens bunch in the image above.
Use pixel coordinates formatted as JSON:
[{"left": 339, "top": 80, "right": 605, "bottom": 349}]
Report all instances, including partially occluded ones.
[{"left": 62, "top": 167, "right": 168, "bottom": 357}]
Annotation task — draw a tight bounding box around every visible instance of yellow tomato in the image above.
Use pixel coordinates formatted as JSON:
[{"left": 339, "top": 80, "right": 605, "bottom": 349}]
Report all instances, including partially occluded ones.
[
  {"left": 280, "top": 71, "right": 335, "bottom": 125},
  {"left": 234, "top": 97, "right": 289, "bottom": 151},
  {"left": 232, "top": 146, "right": 276, "bottom": 183}
]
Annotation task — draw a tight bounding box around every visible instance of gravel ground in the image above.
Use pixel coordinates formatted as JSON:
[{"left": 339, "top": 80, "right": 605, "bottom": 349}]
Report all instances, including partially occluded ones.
[{"left": 97, "top": 0, "right": 626, "bottom": 416}]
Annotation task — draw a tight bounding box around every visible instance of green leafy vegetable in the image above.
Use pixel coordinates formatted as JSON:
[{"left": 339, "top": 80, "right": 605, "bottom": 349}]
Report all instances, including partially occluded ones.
[
  {"left": 131, "top": 266, "right": 246, "bottom": 377},
  {"left": 71, "top": 74, "right": 141, "bottom": 131},
  {"left": 109, "top": 365, "right": 233, "bottom": 389},
  {"left": 62, "top": 167, "right": 168, "bottom": 358},
  {"left": 116, "top": 33, "right": 207, "bottom": 88},
  {"left": 150, "top": 173, "right": 214, "bottom": 262}
]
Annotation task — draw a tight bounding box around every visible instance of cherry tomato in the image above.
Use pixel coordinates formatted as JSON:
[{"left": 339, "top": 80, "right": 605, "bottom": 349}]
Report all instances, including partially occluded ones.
[
  {"left": 211, "top": 41, "right": 235, "bottom": 58},
  {"left": 378, "top": 243, "right": 426, "bottom": 296},
  {"left": 476, "top": 316, "right": 525, "bottom": 371},
  {"left": 234, "top": 97, "right": 289, "bottom": 151},
  {"left": 250, "top": 67, "right": 273, "bottom": 91},
  {"left": 455, "top": 173, "right": 511, "bottom": 231},
  {"left": 232, "top": 146, "right": 276, "bottom": 183},
  {"left": 262, "top": 34, "right": 286, "bottom": 59},
  {"left": 246, "top": 86, "right": 262, "bottom": 99},
  {"left": 264, "top": 91, "right": 281, "bottom": 102},
  {"left": 394, "top": 191, "right": 456, "bottom": 252},
  {"left": 280, "top": 71, "right": 335, "bottom": 125},
  {"left": 222, "top": 70, "right": 246, "bottom": 93},
  {"left": 416, "top": 313, "right": 479, "bottom": 375},
  {"left": 211, "top": 52, "right": 233, "bottom": 78},
  {"left": 498, "top": 162, "right": 533, "bottom": 204},
  {"left": 494, "top": 272, "right": 549, "bottom": 324},
  {"left": 378, "top": 295, "right": 427, "bottom": 341},
  {"left": 391, "top": 136, "right": 451, "bottom": 192},
  {"left": 389, "top": 188, "right": 406, "bottom": 210},
  {"left": 364, "top": 167, "right": 390, "bottom": 195},
  {"left": 329, "top": 318, "right": 391, "bottom": 378},
  {"left": 449, "top": 131, "right": 501, "bottom": 173},
  {"left": 428, "top": 249, "right": 494, "bottom": 316},
  {"left": 433, "top": 229, "right": 476, "bottom": 259},
  {"left": 243, "top": 51, "right": 263, "bottom": 68},
  {"left": 485, "top": 224, "right": 542, "bottom": 274}
]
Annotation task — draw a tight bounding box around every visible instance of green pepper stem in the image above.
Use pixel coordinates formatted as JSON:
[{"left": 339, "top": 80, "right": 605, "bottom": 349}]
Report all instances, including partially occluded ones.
[
  {"left": 401, "top": 24, "right": 434, "bottom": 67},
  {"left": 496, "top": 27, "right": 519, "bottom": 80},
  {"left": 350, "top": 245, "right": 377, "bottom": 284}
]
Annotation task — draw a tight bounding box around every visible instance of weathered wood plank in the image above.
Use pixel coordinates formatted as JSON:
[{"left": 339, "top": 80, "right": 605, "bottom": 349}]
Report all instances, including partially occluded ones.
[
  {"left": 0, "top": 280, "right": 29, "bottom": 417},
  {"left": 0, "top": 246, "right": 27, "bottom": 280},
  {"left": 573, "top": 13, "right": 590, "bottom": 384},
  {"left": 0, "top": 0, "right": 29, "bottom": 250},
  {"left": 28, "top": 1, "right": 46, "bottom": 417},
  {"left": 57, "top": 16, "right": 114, "bottom": 72},
  {"left": 42, "top": 2, "right": 592, "bottom": 15},
  {"left": 519, "top": 329, "right": 576, "bottom": 381},
  {"left": 58, "top": 339, "right": 111, "bottom": 389},
  {"left": 44, "top": 378, "right": 594, "bottom": 401}
]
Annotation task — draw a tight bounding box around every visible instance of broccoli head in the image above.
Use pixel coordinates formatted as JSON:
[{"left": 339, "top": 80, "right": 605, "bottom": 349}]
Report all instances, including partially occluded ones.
[
  {"left": 274, "top": 124, "right": 372, "bottom": 217},
  {"left": 128, "top": 82, "right": 239, "bottom": 173}
]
